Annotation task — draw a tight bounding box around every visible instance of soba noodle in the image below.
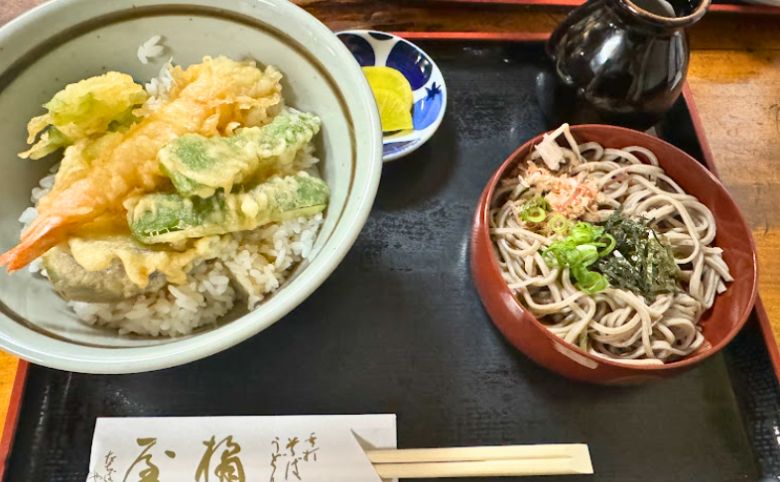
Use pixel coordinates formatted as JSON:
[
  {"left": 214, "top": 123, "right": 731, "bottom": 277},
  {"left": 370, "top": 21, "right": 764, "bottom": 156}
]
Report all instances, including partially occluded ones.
[{"left": 490, "top": 125, "right": 732, "bottom": 364}]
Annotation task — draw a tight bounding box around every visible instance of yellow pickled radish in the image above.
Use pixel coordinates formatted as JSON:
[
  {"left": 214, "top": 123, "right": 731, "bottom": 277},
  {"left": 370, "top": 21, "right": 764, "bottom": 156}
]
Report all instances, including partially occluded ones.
[
  {"left": 371, "top": 88, "right": 413, "bottom": 132},
  {"left": 362, "top": 66, "right": 413, "bottom": 107},
  {"left": 362, "top": 66, "right": 413, "bottom": 132}
]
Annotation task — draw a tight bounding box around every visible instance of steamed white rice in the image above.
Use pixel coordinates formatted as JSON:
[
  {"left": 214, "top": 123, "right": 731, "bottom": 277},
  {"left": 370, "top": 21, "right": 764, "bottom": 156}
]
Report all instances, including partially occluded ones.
[
  {"left": 18, "top": 57, "right": 325, "bottom": 336},
  {"left": 137, "top": 35, "right": 166, "bottom": 65}
]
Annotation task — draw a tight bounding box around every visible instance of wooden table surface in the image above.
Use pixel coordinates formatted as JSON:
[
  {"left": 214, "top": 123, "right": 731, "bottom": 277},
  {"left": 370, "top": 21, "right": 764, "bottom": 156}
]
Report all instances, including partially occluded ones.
[{"left": 0, "top": 0, "right": 778, "bottom": 435}]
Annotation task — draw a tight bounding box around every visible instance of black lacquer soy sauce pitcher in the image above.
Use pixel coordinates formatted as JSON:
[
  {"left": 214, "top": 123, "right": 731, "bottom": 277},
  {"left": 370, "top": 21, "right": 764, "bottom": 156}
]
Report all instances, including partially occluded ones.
[{"left": 543, "top": 0, "right": 710, "bottom": 130}]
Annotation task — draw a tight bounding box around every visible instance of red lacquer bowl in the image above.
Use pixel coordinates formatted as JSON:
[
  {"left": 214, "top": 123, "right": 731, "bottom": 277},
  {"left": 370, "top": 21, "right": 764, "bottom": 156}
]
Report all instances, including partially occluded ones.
[{"left": 470, "top": 125, "right": 758, "bottom": 385}]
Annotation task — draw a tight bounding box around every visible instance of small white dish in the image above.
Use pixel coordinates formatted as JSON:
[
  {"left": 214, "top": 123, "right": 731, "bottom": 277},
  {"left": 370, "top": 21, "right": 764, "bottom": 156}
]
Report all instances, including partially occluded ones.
[{"left": 337, "top": 30, "right": 448, "bottom": 162}]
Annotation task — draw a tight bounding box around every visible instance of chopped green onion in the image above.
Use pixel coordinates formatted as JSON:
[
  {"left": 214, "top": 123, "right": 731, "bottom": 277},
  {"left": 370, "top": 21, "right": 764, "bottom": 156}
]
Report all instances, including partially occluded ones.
[
  {"left": 543, "top": 220, "right": 611, "bottom": 294},
  {"left": 523, "top": 206, "right": 546, "bottom": 223},
  {"left": 597, "top": 233, "right": 616, "bottom": 257},
  {"left": 547, "top": 213, "right": 571, "bottom": 235},
  {"left": 519, "top": 195, "right": 550, "bottom": 224},
  {"left": 574, "top": 267, "right": 609, "bottom": 293},
  {"left": 575, "top": 244, "right": 599, "bottom": 264},
  {"left": 574, "top": 222, "right": 603, "bottom": 242}
]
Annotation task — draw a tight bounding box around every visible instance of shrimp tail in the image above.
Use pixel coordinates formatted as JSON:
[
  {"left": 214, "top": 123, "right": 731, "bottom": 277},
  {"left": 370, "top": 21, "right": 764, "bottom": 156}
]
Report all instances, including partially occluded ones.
[{"left": 0, "top": 215, "right": 67, "bottom": 272}]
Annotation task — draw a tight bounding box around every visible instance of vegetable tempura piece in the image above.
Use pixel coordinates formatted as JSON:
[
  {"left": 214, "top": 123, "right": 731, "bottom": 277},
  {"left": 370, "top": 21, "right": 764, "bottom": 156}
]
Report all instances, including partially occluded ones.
[
  {"left": 160, "top": 109, "right": 321, "bottom": 198},
  {"left": 42, "top": 246, "right": 167, "bottom": 302},
  {"left": 0, "top": 56, "right": 283, "bottom": 272},
  {"left": 21, "top": 72, "right": 148, "bottom": 159},
  {"left": 128, "top": 172, "right": 329, "bottom": 244},
  {"left": 43, "top": 234, "right": 224, "bottom": 301}
]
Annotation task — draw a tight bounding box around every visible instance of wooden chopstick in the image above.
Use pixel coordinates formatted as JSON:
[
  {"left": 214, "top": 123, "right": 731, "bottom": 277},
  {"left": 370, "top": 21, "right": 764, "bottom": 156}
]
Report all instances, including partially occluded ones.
[{"left": 367, "top": 444, "right": 593, "bottom": 478}]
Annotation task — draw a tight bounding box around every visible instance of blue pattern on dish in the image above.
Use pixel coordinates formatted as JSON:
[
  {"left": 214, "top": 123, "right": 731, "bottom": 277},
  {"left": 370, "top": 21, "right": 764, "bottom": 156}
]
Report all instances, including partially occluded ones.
[
  {"left": 383, "top": 140, "right": 419, "bottom": 156},
  {"left": 369, "top": 32, "right": 393, "bottom": 41},
  {"left": 337, "top": 30, "right": 447, "bottom": 161},
  {"left": 339, "top": 33, "right": 375, "bottom": 66},
  {"left": 386, "top": 41, "right": 432, "bottom": 90},
  {"left": 412, "top": 82, "right": 443, "bottom": 130}
]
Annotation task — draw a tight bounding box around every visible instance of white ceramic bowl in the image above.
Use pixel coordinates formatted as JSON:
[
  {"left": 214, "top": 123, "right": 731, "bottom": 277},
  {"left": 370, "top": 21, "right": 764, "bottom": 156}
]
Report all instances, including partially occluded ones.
[{"left": 0, "top": 0, "right": 383, "bottom": 373}]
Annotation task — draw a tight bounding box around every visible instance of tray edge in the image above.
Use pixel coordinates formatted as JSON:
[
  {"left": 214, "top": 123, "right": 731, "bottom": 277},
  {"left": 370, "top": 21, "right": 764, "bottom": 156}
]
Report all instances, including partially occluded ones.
[{"left": 430, "top": 0, "right": 780, "bottom": 15}]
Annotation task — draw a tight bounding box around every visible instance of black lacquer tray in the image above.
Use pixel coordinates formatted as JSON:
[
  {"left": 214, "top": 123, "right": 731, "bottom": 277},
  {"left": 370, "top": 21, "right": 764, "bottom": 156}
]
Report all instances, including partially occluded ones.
[{"left": 2, "top": 35, "right": 779, "bottom": 482}]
